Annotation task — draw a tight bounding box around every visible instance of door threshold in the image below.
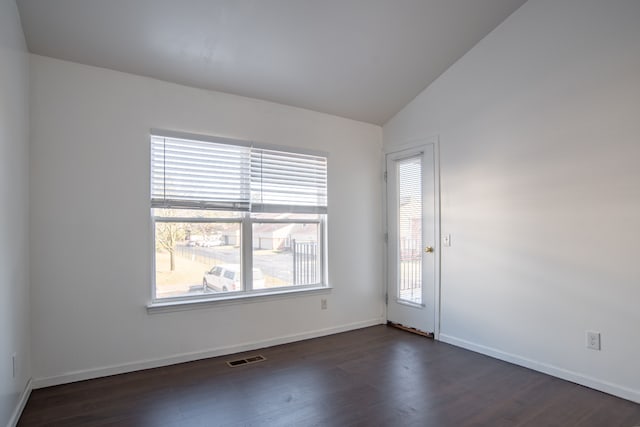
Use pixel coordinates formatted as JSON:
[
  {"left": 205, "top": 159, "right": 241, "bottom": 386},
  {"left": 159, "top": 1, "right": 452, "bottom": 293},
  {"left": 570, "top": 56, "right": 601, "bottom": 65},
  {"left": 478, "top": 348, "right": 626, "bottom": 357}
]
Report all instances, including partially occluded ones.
[{"left": 387, "top": 321, "right": 434, "bottom": 338}]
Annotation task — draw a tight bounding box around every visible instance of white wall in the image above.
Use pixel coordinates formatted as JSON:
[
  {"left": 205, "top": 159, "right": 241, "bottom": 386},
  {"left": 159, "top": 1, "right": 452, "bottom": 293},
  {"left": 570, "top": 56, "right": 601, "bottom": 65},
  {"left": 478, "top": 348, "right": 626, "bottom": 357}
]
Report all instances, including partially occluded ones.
[
  {"left": 384, "top": 0, "right": 640, "bottom": 402},
  {"left": 0, "top": 0, "right": 31, "bottom": 424},
  {"left": 29, "top": 55, "right": 384, "bottom": 385}
]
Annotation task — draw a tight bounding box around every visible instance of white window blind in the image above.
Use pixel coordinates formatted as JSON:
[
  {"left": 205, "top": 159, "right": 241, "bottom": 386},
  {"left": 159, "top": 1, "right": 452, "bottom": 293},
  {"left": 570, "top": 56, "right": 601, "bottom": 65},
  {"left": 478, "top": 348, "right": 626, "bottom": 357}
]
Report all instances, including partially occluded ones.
[
  {"left": 398, "top": 155, "right": 422, "bottom": 240},
  {"left": 251, "top": 148, "right": 327, "bottom": 214},
  {"left": 151, "top": 135, "right": 251, "bottom": 210},
  {"left": 151, "top": 133, "right": 327, "bottom": 214}
]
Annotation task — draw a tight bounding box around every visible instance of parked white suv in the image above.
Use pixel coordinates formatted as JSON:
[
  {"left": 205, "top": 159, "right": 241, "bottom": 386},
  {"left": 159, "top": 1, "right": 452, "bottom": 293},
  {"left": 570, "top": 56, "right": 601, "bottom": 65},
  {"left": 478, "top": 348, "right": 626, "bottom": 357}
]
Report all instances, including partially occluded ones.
[{"left": 203, "top": 264, "right": 265, "bottom": 292}]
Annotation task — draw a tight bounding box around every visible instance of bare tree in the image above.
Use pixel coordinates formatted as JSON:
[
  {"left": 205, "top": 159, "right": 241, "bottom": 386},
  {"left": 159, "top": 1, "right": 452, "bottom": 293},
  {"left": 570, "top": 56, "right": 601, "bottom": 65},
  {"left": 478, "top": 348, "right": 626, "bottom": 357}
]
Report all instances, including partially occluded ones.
[{"left": 155, "top": 210, "right": 186, "bottom": 271}]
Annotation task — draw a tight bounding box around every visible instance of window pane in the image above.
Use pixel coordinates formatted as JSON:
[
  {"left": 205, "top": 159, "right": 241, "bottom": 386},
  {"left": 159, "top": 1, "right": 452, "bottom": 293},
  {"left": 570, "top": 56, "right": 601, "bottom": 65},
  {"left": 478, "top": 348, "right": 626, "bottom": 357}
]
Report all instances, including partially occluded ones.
[
  {"left": 155, "top": 221, "right": 241, "bottom": 298},
  {"left": 397, "top": 156, "right": 422, "bottom": 304},
  {"left": 252, "top": 222, "right": 320, "bottom": 289}
]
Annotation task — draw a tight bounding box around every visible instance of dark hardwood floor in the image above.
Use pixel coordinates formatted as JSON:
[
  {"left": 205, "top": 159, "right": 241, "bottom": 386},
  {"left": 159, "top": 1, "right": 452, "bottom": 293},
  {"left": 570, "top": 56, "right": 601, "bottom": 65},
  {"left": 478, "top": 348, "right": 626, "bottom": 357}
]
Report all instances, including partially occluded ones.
[{"left": 19, "top": 325, "right": 640, "bottom": 426}]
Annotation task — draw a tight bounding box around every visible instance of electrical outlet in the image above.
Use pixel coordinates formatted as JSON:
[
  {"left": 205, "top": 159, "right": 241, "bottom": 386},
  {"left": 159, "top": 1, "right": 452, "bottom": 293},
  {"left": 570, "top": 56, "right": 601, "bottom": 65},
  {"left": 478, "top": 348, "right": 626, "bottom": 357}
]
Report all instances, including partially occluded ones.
[
  {"left": 321, "top": 298, "right": 327, "bottom": 310},
  {"left": 443, "top": 234, "right": 451, "bottom": 247},
  {"left": 12, "top": 353, "right": 16, "bottom": 378},
  {"left": 586, "top": 331, "right": 601, "bottom": 351}
]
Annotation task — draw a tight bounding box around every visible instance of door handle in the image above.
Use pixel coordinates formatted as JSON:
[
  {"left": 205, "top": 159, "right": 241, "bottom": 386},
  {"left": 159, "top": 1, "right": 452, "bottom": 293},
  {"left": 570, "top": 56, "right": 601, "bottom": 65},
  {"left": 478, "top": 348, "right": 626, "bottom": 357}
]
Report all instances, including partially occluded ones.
[{"left": 424, "top": 246, "right": 434, "bottom": 253}]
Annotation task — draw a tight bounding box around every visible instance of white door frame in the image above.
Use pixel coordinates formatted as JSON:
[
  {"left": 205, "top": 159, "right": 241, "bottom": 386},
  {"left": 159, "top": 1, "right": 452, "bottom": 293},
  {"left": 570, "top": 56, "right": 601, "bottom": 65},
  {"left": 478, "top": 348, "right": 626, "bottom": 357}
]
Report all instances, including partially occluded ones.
[{"left": 383, "top": 135, "right": 441, "bottom": 339}]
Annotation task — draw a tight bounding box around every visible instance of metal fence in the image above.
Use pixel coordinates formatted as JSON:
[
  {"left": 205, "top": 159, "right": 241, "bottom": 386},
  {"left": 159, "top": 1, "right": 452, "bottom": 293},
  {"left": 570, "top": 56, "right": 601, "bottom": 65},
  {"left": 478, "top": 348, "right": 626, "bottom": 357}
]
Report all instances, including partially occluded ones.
[
  {"left": 176, "top": 244, "right": 221, "bottom": 266},
  {"left": 292, "top": 239, "right": 319, "bottom": 285},
  {"left": 399, "top": 238, "right": 422, "bottom": 303},
  {"left": 176, "top": 241, "right": 319, "bottom": 286}
]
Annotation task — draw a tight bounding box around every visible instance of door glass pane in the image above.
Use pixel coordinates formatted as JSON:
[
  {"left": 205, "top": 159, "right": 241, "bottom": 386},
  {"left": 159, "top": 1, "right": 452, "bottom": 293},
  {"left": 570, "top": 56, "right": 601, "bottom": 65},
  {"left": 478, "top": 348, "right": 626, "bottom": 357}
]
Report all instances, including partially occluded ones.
[{"left": 397, "top": 156, "right": 422, "bottom": 304}]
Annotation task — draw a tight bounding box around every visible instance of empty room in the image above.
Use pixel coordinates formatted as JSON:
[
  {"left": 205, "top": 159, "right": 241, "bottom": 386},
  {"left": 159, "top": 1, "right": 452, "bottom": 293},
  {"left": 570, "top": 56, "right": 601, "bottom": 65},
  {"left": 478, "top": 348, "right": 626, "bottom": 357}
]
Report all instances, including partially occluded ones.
[{"left": 2, "top": 0, "right": 639, "bottom": 425}]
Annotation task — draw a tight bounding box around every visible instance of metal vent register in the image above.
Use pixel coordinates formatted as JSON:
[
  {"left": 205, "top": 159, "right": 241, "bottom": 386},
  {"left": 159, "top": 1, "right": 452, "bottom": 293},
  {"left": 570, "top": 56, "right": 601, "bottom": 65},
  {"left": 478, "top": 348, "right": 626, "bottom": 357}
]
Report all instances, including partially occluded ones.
[{"left": 226, "top": 354, "right": 267, "bottom": 367}]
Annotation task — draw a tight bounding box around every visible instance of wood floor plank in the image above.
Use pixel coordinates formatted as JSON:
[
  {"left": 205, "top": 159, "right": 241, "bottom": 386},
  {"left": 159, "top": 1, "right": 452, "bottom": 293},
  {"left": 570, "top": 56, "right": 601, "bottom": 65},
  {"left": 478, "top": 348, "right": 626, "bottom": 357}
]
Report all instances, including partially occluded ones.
[{"left": 18, "top": 325, "right": 640, "bottom": 426}]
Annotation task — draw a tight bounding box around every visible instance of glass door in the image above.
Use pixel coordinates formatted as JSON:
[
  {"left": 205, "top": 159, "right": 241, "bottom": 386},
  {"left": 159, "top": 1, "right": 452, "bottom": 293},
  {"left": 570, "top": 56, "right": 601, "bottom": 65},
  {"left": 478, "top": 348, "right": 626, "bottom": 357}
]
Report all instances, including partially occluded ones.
[{"left": 386, "top": 144, "right": 437, "bottom": 334}]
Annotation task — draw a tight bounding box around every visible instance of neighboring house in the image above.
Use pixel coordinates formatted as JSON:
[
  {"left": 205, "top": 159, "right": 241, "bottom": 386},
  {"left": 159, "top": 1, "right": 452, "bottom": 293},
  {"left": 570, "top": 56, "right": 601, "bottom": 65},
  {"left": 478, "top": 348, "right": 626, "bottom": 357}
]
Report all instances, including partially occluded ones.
[{"left": 253, "top": 223, "right": 316, "bottom": 251}]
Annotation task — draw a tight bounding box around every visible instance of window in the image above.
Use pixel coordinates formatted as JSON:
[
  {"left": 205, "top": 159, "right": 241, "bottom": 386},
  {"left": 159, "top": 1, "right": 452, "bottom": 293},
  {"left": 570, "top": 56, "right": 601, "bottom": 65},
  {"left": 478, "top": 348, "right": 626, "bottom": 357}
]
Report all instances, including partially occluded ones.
[{"left": 151, "top": 131, "right": 327, "bottom": 302}]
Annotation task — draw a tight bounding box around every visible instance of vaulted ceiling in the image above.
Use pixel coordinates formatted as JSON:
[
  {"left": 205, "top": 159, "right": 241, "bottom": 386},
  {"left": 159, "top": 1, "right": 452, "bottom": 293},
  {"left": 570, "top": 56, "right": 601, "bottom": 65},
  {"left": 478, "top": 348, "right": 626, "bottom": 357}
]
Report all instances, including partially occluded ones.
[{"left": 17, "top": 0, "right": 527, "bottom": 125}]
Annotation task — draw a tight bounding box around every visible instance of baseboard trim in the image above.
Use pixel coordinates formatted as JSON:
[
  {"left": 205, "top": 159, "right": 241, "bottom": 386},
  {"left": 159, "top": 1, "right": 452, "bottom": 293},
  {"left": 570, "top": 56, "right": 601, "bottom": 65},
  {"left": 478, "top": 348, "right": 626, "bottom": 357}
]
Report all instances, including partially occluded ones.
[
  {"left": 438, "top": 333, "right": 640, "bottom": 404},
  {"left": 7, "top": 377, "right": 32, "bottom": 427},
  {"left": 33, "top": 318, "right": 385, "bottom": 389}
]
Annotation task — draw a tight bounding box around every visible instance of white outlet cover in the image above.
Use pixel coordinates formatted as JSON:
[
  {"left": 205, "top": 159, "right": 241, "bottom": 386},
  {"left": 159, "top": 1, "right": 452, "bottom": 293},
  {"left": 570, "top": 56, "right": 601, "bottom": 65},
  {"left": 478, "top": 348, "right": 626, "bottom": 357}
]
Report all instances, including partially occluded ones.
[{"left": 586, "top": 331, "right": 601, "bottom": 350}]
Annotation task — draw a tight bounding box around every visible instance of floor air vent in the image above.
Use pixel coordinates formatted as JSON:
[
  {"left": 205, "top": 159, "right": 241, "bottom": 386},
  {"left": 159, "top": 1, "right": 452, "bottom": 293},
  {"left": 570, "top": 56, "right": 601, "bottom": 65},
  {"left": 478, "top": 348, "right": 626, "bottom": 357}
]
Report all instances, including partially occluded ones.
[{"left": 226, "top": 354, "right": 267, "bottom": 367}]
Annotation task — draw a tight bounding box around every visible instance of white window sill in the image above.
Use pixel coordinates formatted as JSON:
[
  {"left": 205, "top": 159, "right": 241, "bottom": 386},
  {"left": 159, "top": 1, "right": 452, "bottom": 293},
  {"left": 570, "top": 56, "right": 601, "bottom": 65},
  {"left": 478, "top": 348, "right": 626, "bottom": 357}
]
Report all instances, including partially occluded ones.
[{"left": 147, "top": 286, "right": 332, "bottom": 314}]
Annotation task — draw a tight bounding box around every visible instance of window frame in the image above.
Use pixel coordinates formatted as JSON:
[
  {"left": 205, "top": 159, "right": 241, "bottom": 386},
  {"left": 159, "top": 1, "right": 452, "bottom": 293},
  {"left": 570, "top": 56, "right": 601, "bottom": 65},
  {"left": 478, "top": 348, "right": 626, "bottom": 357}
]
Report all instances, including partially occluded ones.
[{"left": 148, "top": 130, "right": 329, "bottom": 308}]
